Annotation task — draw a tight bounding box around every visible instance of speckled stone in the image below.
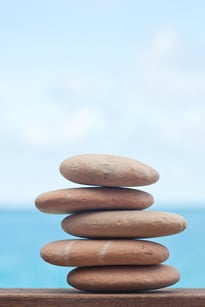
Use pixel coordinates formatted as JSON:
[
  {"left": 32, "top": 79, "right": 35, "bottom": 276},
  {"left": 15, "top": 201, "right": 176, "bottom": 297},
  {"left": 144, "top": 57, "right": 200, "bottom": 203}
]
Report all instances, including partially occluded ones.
[
  {"left": 35, "top": 187, "right": 154, "bottom": 213},
  {"left": 40, "top": 239, "right": 169, "bottom": 266},
  {"left": 67, "top": 264, "right": 180, "bottom": 292},
  {"left": 59, "top": 154, "right": 159, "bottom": 187},
  {"left": 61, "top": 210, "right": 187, "bottom": 238}
]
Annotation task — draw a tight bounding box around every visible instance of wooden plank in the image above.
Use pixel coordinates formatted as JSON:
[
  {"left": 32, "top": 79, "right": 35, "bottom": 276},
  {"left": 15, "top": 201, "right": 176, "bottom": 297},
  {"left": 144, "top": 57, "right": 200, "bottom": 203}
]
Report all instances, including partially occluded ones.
[{"left": 0, "top": 288, "right": 205, "bottom": 307}]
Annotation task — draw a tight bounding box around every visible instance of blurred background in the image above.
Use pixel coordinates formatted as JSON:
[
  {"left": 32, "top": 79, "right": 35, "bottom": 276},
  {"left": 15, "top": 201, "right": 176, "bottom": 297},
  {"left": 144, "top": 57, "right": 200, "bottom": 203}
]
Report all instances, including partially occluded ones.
[{"left": 0, "top": 0, "right": 205, "bottom": 288}]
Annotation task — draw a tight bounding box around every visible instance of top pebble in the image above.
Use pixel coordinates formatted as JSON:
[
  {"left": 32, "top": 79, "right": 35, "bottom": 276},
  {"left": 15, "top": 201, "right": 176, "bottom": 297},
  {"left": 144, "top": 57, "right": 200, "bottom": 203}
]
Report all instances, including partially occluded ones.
[{"left": 60, "top": 154, "right": 159, "bottom": 187}]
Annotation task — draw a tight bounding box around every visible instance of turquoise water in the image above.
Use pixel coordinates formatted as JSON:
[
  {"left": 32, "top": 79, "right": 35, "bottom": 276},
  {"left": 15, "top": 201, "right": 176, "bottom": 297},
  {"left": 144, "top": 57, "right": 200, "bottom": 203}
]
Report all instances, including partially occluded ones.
[{"left": 0, "top": 206, "right": 204, "bottom": 288}]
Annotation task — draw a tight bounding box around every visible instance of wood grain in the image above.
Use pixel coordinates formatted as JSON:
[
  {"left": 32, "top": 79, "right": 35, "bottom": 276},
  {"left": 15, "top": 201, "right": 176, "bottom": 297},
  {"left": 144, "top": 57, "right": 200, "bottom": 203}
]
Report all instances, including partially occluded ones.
[{"left": 0, "top": 288, "right": 205, "bottom": 307}]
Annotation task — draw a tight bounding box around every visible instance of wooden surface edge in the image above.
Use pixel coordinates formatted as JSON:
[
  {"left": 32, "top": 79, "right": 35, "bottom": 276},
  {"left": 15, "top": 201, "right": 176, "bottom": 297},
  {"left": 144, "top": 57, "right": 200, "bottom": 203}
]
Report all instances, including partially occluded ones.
[{"left": 0, "top": 288, "right": 205, "bottom": 307}]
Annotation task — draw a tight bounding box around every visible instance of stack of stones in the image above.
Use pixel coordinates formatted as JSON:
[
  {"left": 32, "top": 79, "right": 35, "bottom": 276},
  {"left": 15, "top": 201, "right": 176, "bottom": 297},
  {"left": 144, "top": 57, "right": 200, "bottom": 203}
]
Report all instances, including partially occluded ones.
[{"left": 35, "top": 154, "right": 187, "bottom": 292}]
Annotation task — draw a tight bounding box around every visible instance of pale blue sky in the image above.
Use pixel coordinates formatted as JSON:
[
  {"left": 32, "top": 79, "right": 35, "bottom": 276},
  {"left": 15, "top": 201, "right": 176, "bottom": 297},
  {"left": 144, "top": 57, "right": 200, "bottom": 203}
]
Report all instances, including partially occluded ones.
[{"left": 1, "top": 1, "right": 205, "bottom": 207}]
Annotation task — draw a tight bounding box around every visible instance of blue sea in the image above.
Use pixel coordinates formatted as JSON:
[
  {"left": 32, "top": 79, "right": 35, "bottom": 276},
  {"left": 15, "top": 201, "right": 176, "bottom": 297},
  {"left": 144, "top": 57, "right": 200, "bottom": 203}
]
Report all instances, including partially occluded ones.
[{"left": 0, "top": 206, "right": 204, "bottom": 288}]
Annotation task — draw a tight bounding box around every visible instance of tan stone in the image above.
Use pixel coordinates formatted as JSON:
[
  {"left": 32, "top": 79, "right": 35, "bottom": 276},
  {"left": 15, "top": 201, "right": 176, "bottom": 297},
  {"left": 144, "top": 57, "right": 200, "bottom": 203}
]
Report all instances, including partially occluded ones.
[
  {"left": 59, "top": 154, "right": 159, "bottom": 187},
  {"left": 40, "top": 239, "right": 169, "bottom": 266},
  {"left": 67, "top": 264, "right": 180, "bottom": 292},
  {"left": 62, "top": 210, "right": 187, "bottom": 238},
  {"left": 35, "top": 187, "right": 154, "bottom": 213}
]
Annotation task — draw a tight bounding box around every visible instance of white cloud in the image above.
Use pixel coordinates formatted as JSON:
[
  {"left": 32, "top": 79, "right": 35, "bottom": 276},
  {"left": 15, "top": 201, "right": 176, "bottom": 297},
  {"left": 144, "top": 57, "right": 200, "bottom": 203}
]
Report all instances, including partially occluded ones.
[
  {"left": 1, "top": 27, "right": 205, "bottom": 155},
  {"left": 62, "top": 71, "right": 112, "bottom": 99},
  {"left": 121, "top": 28, "right": 205, "bottom": 152},
  {"left": 149, "top": 28, "right": 179, "bottom": 58},
  {"left": 22, "top": 106, "right": 103, "bottom": 146},
  {"left": 138, "top": 28, "right": 205, "bottom": 101}
]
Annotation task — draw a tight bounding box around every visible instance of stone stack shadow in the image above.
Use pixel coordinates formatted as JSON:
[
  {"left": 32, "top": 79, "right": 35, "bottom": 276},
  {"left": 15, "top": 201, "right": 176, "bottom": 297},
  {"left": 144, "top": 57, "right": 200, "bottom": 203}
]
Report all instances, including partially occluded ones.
[{"left": 35, "top": 154, "right": 187, "bottom": 292}]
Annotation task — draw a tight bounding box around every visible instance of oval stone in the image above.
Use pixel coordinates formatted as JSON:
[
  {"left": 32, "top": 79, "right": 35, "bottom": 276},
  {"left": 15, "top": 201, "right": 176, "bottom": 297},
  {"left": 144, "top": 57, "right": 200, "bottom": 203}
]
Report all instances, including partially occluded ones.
[
  {"left": 67, "top": 265, "right": 180, "bottom": 292},
  {"left": 62, "top": 210, "right": 187, "bottom": 238},
  {"left": 35, "top": 187, "right": 154, "bottom": 213},
  {"left": 59, "top": 154, "right": 159, "bottom": 187},
  {"left": 40, "top": 239, "right": 169, "bottom": 267}
]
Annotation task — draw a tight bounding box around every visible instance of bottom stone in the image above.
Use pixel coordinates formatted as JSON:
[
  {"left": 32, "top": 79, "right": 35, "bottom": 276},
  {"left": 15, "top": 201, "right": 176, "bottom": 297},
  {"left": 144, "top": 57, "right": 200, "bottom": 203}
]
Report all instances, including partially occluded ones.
[{"left": 67, "top": 265, "right": 180, "bottom": 292}]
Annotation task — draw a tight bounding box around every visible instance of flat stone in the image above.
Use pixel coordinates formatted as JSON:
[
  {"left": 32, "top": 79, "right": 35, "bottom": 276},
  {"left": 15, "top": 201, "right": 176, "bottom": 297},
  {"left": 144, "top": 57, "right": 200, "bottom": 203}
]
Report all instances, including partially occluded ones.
[
  {"left": 61, "top": 210, "right": 187, "bottom": 238},
  {"left": 67, "top": 264, "right": 180, "bottom": 292},
  {"left": 59, "top": 154, "right": 159, "bottom": 187},
  {"left": 40, "top": 239, "right": 169, "bottom": 266},
  {"left": 35, "top": 187, "right": 154, "bottom": 213}
]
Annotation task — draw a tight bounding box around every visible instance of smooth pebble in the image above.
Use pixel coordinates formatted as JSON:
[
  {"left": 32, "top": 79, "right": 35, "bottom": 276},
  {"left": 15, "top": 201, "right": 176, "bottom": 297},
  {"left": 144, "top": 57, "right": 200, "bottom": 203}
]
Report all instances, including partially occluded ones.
[
  {"left": 40, "top": 239, "right": 169, "bottom": 266},
  {"left": 60, "top": 154, "right": 160, "bottom": 187},
  {"left": 67, "top": 264, "right": 180, "bottom": 292},
  {"left": 62, "top": 210, "right": 188, "bottom": 238},
  {"left": 35, "top": 187, "right": 154, "bottom": 213}
]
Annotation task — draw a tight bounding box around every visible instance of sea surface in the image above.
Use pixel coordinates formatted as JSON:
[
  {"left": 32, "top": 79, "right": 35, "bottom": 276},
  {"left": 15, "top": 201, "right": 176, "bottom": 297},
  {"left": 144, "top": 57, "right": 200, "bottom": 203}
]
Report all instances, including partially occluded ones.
[{"left": 0, "top": 206, "right": 204, "bottom": 288}]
